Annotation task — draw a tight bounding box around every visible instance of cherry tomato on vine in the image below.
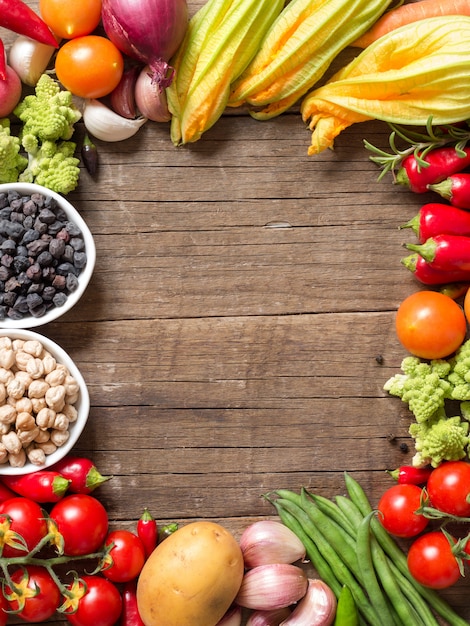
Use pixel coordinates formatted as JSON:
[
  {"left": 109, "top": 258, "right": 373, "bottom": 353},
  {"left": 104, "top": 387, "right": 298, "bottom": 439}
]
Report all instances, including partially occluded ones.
[
  {"left": 102, "top": 529, "right": 146, "bottom": 583},
  {"left": 427, "top": 461, "right": 470, "bottom": 518},
  {"left": 6, "top": 565, "right": 61, "bottom": 622},
  {"left": 64, "top": 575, "right": 122, "bottom": 626},
  {"left": 50, "top": 494, "right": 108, "bottom": 556},
  {"left": 395, "top": 290, "right": 466, "bottom": 359},
  {"left": 407, "top": 531, "right": 462, "bottom": 589},
  {"left": 39, "top": 0, "right": 102, "bottom": 39},
  {"left": 0, "top": 497, "right": 48, "bottom": 557},
  {"left": 377, "top": 484, "right": 429, "bottom": 538},
  {"left": 55, "top": 35, "right": 124, "bottom": 99}
]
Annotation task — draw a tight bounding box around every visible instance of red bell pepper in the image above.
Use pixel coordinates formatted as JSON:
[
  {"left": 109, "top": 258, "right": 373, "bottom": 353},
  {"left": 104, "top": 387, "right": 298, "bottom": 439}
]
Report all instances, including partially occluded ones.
[
  {"left": 396, "top": 146, "right": 470, "bottom": 193},
  {"left": 401, "top": 253, "right": 470, "bottom": 285},
  {"left": 401, "top": 203, "right": 470, "bottom": 243},
  {"left": 406, "top": 234, "right": 470, "bottom": 273},
  {"left": 430, "top": 173, "right": 470, "bottom": 210},
  {"left": 0, "top": 0, "right": 58, "bottom": 48}
]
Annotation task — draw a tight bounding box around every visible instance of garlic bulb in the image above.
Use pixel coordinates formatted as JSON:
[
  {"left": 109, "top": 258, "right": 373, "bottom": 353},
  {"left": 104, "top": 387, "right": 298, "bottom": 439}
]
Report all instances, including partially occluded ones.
[
  {"left": 240, "top": 520, "right": 306, "bottom": 568},
  {"left": 280, "top": 579, "right": 337, "bottom": 626},
  {"left": 235, "top": 564, "right": 308, "bottom": 611},
  {"left": 83, "top": 99, "right": 147, "bottom": 142},
  {"left": 8, "top": 36, "right": 56, "bottom": 86}
]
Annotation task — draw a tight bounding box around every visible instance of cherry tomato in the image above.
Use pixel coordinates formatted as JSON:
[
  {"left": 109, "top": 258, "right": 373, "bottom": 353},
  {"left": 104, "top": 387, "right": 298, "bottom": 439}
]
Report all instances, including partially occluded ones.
[
  {"left": 0, "top": 497, "right": 48, "bottom": 557},
  {"left": 377, "top": 484, "right": 429, "bottom": 538},
  {"left": 407, "top": 531, "right": 462, "bottom": 589},
  {"left": 427, "top": 461, "right": 470, "bottom": 518},
  {"left": 39, "top": 0, "right": 102, "bottom": 39},
  {"left": 55, "top": 36, "right": 124, "bottom": 98},
  {"left": 65, "top": 575, "right": 122, "bottom": 626},
  {"left": 395, "top": 290, "right": 466, "bottom": 359},
  {"left": 0, "top": 590, "right": 8, "bottom": 626},
  {"left": 464, "top": 287, "right": 470, "bottom": 324},
  {"left": 102, "top": 529, "right": 146, "bottom": 583},
  {"left": 50, "top": 494, "right": 108, "bottom": 556},
  {"left": 7, "top": 565, "right": 61, "bottom": 622}
]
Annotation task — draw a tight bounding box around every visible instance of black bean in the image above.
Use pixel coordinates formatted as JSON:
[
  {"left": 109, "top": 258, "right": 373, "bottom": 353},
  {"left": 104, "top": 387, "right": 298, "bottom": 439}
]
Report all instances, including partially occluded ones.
[
  {"left": 26, "top": 292, "right": 43, "bottom": 310},
  {"left": 65, "top": 221, "right": 82, "bottom": 238},
  {"left": 0, "top": 240, "right": 16, "bottom": 254},
  {"left": 37, "top": 251, "right": 54, "bottom": 267},
  {"left": 13, "top": 256, "right": 31, "bottom": 273},
  {"left": 73, "top": 252, "right": 87, "bottom": 269},
  {"left": 53, "top": 292, "right": 67, "bottom": 307},
  {"left": 21, "top": 229, "right": 40, "bottom": 245},
  {"left": 42, "top": 286, "right": 56, "bottom": 301},
  {"left": 49, "top": 238, "right": 66, "bottom": 259},
  {"left": 66, "top": 273, "right": 79, "bottom": 292},
  {"left": 7, "top": 308, "right": 23, "bottom": 320},
  {"left": 38, "top": 208, "right": 57, "bottom": 224},
  {"left": 57, "top": 262, "right": 78, "bottom": 276}
]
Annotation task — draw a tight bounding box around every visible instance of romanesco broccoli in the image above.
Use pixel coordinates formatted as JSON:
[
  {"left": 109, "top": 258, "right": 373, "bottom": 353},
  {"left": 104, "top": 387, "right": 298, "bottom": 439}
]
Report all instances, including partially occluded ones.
[
  {"left": 383, "top": 356, "right": 452, "bottom": 423},
  {"left": 19, "top": 136, "right": 80, "bottom": 196},
  {"left": 0, "top": 119, "right": 28, "bottom": 184},
  {"left": 13, "top": 74, "right": 82, "bottom": 142},
  {"left": 409, "top": 409, "right": 470, "bottom": 468},
  {"left": 447, "top": 339, "right": 470, "bottom": 401}
]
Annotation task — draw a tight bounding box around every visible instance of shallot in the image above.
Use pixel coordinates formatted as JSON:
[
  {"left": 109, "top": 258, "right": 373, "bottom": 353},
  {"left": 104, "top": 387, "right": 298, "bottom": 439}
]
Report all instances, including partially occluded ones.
[
  {"left": 240, "top": 520, "right": 306, "bottom": 568},
  {"left": 280, "top": 579, "right": 336, "bottom": 626},
  {"left": 235, "top": 564, "right": 308, "bottom": 611},
  {"left": 101, "top": 0, "right": 188, "bottom": 89},
  {"left": 135, "top": 64, "right": 171, "bottom": 122}
]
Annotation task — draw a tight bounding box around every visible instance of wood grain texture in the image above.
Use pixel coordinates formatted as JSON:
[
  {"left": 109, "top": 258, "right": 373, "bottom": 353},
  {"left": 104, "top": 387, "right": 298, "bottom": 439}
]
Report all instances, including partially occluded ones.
[{"left": 1, "top": 0, "right": 469, "bottom": 623}]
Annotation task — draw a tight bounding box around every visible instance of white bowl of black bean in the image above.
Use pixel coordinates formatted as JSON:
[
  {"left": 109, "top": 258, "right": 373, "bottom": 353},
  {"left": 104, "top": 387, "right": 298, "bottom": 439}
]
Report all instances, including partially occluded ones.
[{"left": 0, "top": 183, "right": 96, "bottom": 328}]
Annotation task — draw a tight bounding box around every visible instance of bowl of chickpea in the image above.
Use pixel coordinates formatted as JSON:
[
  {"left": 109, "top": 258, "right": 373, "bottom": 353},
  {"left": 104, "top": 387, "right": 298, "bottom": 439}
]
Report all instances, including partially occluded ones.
[{"left": 0, "top": 328, "right": 89, "bottom": 474}]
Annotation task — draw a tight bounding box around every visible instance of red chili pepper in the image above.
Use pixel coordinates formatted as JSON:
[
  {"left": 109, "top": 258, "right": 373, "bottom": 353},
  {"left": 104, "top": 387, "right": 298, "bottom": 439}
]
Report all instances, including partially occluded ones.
[
  {"left": 0, "top": 0, "right": 58, "bottom": 48},
  {"left": 429, "top": 173, "right": 470, "bottom": 210},
  {"left": 401, "top": 253, "right": 470, "bottom": 285},
  {"left": 396, "top": 146, "right": 470, "bottom": 193},
  {"left": 120, "top": 579, "right": 145, "bottom": 626},
  {"left": 388, "top": 466, "right": 433, "bottom": 486},
  {"left": 401, "top": 202, "right": 470, "bottom": 243},
  {"left": 0, "top": 39, "right": 6, "bottom": 81},
  {"left": 406, "top": 234, "right": 470, "bottom": 273},
  {"left": 137, "top": 508, "right": 158, "bottom": 559},
  {"left": 0, "top": 479, "right": 17, "bottom": 503},
  {"left": 2, "top": 470, "right": 71, "bottom": 503},
  {"left": 50, "top": 456, "right": 112, "bottom": 494}
]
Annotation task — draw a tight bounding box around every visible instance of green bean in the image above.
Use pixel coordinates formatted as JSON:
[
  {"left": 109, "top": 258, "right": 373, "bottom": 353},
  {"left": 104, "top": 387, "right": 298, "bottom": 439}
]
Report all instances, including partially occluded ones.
[
  {"left": 344, "top": 472, "right": 469, "bottom": 626},
  {"left": 304, "top": 490, "right": 357, "bottom": 538},
  {"left": 275, "top": 497, "right": 381, "bottom": 625},
  {"left": 270, "top": 498, "right": 343, "bottom": 597},
  {"left": 387, "top": 558, "right": 440, "bottom": 626},
  {"left": 335, "top": 494, "right": 366, "bottom": 531},
  {"left": 356, "top": 512, "right": 396, "bottom": 626}
]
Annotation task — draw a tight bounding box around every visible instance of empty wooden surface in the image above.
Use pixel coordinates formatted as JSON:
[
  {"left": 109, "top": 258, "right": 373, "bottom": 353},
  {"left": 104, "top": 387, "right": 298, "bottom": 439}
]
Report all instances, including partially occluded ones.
[{"left": 2, "top": 1, "right": 469, "bottom": 623}]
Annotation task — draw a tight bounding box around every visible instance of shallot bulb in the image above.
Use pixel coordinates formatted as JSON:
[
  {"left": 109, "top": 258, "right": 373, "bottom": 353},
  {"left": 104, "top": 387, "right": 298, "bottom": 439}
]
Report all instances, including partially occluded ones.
[
  {"left": 246, "top": 608, "right": 292, "bottom": 626},
  {"left": 280, "top": 579, "right": 337, "bottom": 626},
  {"left": 240, "top": 520, "right": 306, "bottom": 568},
  {"left": 135, "top": 64, "right": 171, "bottom": 122},
  {"left": 216, "top": 605, "right": 243, "bottom": 626},
  {"left": 101, "top": 0, "right": 188, "bottom": 89},
  {"left": 235, "top": 564, "right": 308, "bottom": 611}
]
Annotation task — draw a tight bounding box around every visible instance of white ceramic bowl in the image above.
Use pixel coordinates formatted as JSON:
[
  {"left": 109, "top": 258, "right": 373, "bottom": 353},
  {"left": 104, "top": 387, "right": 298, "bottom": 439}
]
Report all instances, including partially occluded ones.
[
  {"left": 0, "top": 328, "right": 90, "bottom": 475},
  {"left": 0, "top": 183, "right": 96, "bottom": 329}
]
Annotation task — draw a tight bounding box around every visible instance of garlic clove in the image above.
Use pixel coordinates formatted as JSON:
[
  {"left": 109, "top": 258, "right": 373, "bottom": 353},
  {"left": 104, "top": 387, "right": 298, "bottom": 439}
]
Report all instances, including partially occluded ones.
[
  {"left": 240, "top": 520, "right": 306, "bottom": 568},
  {"left": 8, "top": 35, "right": 56, "bottom": 86},
  {"left": 135, "top": 65, "right": 171, "bottom": 122},
  {"left": 235, "top": 564, "right": 308, "bottom": 611},
  {"left": 216, "top": 605, "right": 243, "bottom": 626},
  {"left": 246, "top": 607, "right": 292, "bottom": 626},
  {"left": 279, "top": 579, "right": 337, "bottom": 626},
  {"left": 83, "top": 99, "right": 147, "bottom": 142}
]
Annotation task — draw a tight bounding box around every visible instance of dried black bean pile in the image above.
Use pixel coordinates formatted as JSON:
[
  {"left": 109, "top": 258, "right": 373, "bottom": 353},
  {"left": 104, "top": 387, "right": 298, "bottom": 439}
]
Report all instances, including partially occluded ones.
[{"left": 0, "top": 190, "right": 87, "bottom": 321}]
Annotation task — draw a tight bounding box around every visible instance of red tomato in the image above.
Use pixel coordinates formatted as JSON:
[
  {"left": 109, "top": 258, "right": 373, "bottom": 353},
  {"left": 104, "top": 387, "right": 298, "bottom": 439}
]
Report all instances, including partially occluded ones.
[
  {"left": 407, "top": 531, "right": 462, "bottom": 589},
  {"left": 7, "top": 565, "right": 61, "bottom": 622},
  {"left": 0, "top": 497, "right": 48, "bottom": 557},
  {"left": 0, "top": 590, "right": 8, "bottom": 626},
  {"left": 102, "top": 529, "right": 146, "bottom": 583},
  {"left": 377, "top": 484, "right": 429, "bottom": 538},
  {"left": 395, "top": 291, "right": 466, "bottom": 359},
  {"left": 55, "top": 36, "right": 124, "bottom": 98},
  {"left": 39, "top": 0, "right": 102, "bottom": 39},
  {"left": 427, "top": 461, "right": 470, "bottom": 518},
  {"left": 50, "top": 494, "right": 108, "bottom": 556},
  {"left": 65, "top": 575, "right": 122, "bottom": 626}
]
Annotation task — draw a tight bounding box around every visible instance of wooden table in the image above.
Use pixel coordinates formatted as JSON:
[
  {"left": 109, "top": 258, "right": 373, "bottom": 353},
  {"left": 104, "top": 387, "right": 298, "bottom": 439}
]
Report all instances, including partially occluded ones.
[{"left": 2, "top": 1, "right": 469, "bottom": 623}]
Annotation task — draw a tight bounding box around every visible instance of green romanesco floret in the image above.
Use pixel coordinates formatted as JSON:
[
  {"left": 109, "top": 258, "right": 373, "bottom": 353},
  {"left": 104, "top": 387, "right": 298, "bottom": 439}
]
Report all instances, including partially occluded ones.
[
  {"left": 446, "top": 339, "right": 470, "bottom": 401},
  {"left": 409, "top": 408, "right": 470, "bottom": 468},
  {"left": 0, "top": 119, "right": 28, "bottom": 184},
  {"left": 383, "top": 356, "right": 452, "bottom": 423},
  {"left": 19, "top": 136, "right": 80, "bottom": 195},
  {"left": 13, "top": 74, "right": 82, "bottom": 142}
]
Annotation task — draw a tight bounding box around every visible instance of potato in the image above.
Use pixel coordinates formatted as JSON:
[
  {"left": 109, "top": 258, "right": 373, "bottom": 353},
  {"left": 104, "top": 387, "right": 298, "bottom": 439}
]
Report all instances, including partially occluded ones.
[{"left": 136, "top": 520, "right": 244, "bottom": 626}]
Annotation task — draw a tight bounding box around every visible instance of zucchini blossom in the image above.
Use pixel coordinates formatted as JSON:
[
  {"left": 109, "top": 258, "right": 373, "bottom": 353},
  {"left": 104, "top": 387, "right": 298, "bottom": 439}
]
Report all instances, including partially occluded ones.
[
  {"left": 383, "top": 356, "right": 452, "bottom": 423},
  {"left": 409, "top": 410, "right": 470, "bottom": 468},
  {"left": 301, "top": 16, "right": 470, "bottom": 155}
]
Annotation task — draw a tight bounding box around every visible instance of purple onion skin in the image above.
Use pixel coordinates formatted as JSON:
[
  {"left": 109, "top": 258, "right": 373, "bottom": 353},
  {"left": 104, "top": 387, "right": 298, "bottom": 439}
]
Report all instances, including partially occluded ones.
[{"left": 101, "top": 0, "right": 188, "bottom": 88}]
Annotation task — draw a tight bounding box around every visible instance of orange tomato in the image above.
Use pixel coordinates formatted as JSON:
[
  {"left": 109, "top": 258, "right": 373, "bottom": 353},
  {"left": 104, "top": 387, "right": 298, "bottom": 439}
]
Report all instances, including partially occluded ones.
[
  {"left": 40, "top": 0, "right": 102, "bottom": 39},
  {"left": 55, "top": 36, "right": 124, "bottom": 99},
  {"left": 395, "top": 290, "right": 467, "bottom": 359},
  {"left": 464, "top": 288, "right": 470, "bottom": 324}
]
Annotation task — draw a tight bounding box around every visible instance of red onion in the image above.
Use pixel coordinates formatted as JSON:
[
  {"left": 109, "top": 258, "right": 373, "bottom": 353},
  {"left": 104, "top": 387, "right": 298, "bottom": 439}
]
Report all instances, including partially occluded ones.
[{"left": 101, "top": 0, "right": 188, "bottom": 90}]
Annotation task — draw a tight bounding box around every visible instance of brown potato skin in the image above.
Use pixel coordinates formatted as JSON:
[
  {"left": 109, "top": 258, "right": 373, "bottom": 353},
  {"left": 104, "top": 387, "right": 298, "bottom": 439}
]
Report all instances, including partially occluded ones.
[{"left": 136, "top": 521, "right": 244, "bottom": 626}]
